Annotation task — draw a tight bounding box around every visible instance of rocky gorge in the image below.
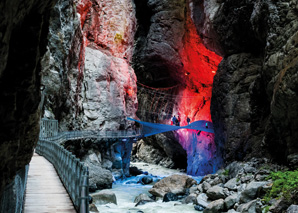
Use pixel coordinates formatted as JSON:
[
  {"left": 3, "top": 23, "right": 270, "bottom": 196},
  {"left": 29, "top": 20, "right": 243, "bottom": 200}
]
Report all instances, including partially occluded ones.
[{"left": 0, "top": 0, "right": 298, "bottom": 212}]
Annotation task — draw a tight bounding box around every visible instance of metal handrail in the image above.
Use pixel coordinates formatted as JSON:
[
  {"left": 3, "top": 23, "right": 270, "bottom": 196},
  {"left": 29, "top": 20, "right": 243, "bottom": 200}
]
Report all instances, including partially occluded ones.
[
  {"left": 39, "top": 129, "right": 142, "bottom": 144},
  {"left": 36, "top": 140, "right": 89, "bottom": 213}
]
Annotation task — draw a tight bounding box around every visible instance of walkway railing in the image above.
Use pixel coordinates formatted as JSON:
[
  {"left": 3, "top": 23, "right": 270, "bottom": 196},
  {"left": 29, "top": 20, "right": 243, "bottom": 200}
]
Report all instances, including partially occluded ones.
[{"left": 36, "top": 139, "right": 89, "bottom": 213}]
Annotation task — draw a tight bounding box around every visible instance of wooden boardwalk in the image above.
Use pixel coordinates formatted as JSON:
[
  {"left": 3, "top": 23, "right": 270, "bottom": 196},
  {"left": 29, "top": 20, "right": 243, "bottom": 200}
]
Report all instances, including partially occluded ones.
[{"left": 24, "top": 153, "right": 76, "bottom": 213}]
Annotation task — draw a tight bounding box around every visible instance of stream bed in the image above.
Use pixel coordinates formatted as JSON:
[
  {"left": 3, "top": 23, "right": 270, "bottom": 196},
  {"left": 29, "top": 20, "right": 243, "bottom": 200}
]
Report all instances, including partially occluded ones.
[{"left": 93, "top": 162, "right": 203, "bottom": 213}]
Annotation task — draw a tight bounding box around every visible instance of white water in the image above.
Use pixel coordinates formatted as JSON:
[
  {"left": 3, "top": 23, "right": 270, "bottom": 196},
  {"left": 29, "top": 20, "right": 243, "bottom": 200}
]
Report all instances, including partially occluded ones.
[{"left": 92, "top": 162, "right": 203, "bottom": 213}]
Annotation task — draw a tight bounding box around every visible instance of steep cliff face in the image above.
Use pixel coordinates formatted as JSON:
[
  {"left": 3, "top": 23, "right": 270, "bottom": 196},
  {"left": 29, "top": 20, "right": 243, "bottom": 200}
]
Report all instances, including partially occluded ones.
[
  {"left": 0, "top": 0, "right": 57, "bottom": 200},
  {"left": 42, "top": 0, "right": 138, "bottom": 131},
  {"left": 195, "top": 0, "right": 298, "bottom": 166},
  {"left": 132, "top": 0, "right": 222, "bottom": 175}
]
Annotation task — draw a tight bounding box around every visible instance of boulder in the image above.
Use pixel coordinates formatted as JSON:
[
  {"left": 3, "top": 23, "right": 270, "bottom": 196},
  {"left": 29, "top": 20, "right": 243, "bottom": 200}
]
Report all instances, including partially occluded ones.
[
  {"left": 206, "top": 185, "right": 228, "bottom": 200},
  {"left": 87, "top": 163, "right": 114, "bottom": 190},
  {"left": 130, "top": 167, "right": 143, "bottom": 176},
  {"left": 202, "top": 182, "right": 212, "bottom": 192},
  {"left": 203, "top": 199, "right": 225, "bottom": 213},
  {"left": 237, "top": 199, "right": 262, "bottom": 213},
  {"left": 287, "top": 205, "right": 298, "bottom": 213},
  {"left": 240, "top": 181, "right": 267, "bottom": 203},
  {"left": 163, "top": 192, "right": 178, "bottom": 202},
  {"left": 269, "top": 198, "right": 290, "bottom": 213},
  {"left": 141, "top": 176, "right": 153, "bottom": 185},
  {"left": 149, "top": 174, "right": 197, "bottom": 197},
  {"left": 92, "top": 190, "right": 117, "bottom": 205},
  {"left": 197, "top": 193, "right": 209, "bottom": 208},
  {"left": 183, "top": 194, "right": 198, "bottom": 204},
  {"left": 224, "top": 178, "right": 238, "bottom": 191},
  {"left": 89, "top": 203, "right": 99, "bottom": 212},
  {"left": 134, "top": 193, "right": 152, "bottom": 203},
  {"left": 224, "top": 193, "right": 239, "bottom": 209}
]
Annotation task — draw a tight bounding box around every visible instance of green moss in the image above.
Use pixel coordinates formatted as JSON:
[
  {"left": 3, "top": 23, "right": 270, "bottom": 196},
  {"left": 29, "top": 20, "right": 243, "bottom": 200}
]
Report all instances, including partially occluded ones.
[{"left": 264, "top": 170, "right": 298, "bottom": 203}]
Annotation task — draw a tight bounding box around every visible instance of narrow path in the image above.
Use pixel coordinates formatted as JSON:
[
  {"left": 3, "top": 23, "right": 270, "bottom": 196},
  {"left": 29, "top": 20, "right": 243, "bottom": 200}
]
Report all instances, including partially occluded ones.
[{"left": 24, "top": 153, "right": 76, "bottom": 213}]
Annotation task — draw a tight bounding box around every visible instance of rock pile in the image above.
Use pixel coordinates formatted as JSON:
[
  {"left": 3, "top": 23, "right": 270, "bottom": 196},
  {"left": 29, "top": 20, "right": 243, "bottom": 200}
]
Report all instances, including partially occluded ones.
[{"left": 130, "top": 158, "right": 297, "bottom": 213}]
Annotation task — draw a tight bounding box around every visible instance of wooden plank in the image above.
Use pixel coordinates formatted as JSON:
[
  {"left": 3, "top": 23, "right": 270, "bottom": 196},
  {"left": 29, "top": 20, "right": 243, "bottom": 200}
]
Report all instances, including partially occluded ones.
[{"left": 24, "top": 153, "right": 76, "bottom": 213}]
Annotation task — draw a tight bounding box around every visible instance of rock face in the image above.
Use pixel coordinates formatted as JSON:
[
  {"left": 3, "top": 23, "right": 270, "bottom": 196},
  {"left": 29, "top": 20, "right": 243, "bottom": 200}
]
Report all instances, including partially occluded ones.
[
  {"left": 41, "top": 0, "right": 138, "bottom": 131},
  {"left": 194, "top": 0, "right": 298, "bottom": 164},
  {"left": 132, "top": 0, "right": 222, "bottom": 175},
  {"left": 149, "top": 174, "right": 197, "bottom": 197},
  {"left": 0, "top": 0, "right": 58, "bottom": 201}
]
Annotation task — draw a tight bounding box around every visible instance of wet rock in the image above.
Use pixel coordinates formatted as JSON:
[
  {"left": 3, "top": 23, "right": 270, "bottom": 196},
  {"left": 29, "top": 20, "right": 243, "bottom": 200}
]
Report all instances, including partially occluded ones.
[
  {"left": 163, "top": 192, "right": 178, "bottom": 202},
  {"left": 149, "top": 174, "right": 197, "bottom": 197},
  {"left": 89, "top": 184, "right": 97, "bottom": 193},
  {"left": 92, "top": 190, "right": 117, "bottom": 205},
  {"left": 203, "top": 199, "right": 225, "bottom": 213},
  {"left": 240, "top": 181, "right": 268, "bottom": 203},
  {"left": 237, "top": 199, "right": 262, "bottom": 213},
  {"left": 206, "top": 185, "right": 228, "bottom": 200},
  {"left": 89, "top": 203, "right": 99, "bottom": 212},
  {"left": 135, "top": 200, "right": 155, "bottom": 207},
  {"left": 224, "top": 193, "right": 239, "bottom": 209},
  {"left": 141, "top": 176, "right": 153, "bottom": 185},
  {"left": 130, "top": 167, "right": 143, "bottom": 176},
  {"left": 194, "top": 205, "right": 205, "bottom": 211},
  {"left": 134, "top": 193, "right": 153, "bottom": 203}
]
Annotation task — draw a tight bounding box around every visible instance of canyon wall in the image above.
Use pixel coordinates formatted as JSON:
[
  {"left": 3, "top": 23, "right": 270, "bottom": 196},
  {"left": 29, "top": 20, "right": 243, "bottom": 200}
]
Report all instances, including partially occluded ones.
[
  {"left": 132, "top": 0, "right": 222, "bottom": 175},
  {"left": 195, "top": 0, "right": 298, "bottom": 167},
  {"left": 0, "top": 0, "right": 58, "bottom": 202},
  {"left": 42, "top": 0, "right": 138, "bottom": 131}
]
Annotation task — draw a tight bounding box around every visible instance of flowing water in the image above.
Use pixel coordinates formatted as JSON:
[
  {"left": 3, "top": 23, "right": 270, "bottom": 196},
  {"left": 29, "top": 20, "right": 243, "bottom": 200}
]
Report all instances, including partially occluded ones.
[{"left": 93, "top": 162, "right": 203, "bottom": 213}]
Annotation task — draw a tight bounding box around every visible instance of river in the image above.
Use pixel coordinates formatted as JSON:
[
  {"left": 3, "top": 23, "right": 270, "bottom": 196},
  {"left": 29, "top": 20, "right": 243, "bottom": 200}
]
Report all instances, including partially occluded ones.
[{"left": 93, "top": 162, "right": 203, "bottom": 213}]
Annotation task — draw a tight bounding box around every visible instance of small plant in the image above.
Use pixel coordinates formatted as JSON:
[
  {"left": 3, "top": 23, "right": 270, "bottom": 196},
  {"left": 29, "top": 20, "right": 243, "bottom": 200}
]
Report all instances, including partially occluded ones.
[
  {"left": 262, "top": 205, "right": 270, "bottom": 213},
  {"left": 264, "top": 170, "right": 298, "bottom": 203},
  {"left": 223, "top": 169, "right": 229, "bottom": 176}
]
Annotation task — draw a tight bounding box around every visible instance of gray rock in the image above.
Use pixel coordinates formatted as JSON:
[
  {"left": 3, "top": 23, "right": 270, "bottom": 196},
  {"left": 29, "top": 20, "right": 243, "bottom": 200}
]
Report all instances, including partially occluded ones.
[
  {"left": 224, "top": 193, "right": 239, "bottom": 209},
  {"left": 149, "top": 174, "right": 197, "bottom": 197},
  {"left": 237, "top": 199, "right": 262, "bottom": 213},
  {"left": 240, "top": 181, "right": 267, "bottom": 203},
  {"left": 287, "top": 205, "right": 298, "bottom": 213},
  {"left": 197, "top": 193, "right": 209, "bottom": 208},
  {"left": 134, "top": 193, "right": 152, "bottom": 203},
  {"left": 202, "top": 182, "right": 212, "bottom": 192},
  {"left": 190, "top": 185, "right": 199, "bottom": 194},
  {"left": 183, "top": 194, "right": 198, "bottom": 204},
  {"left": 227, "top": 209, "right": 237, "bottom": 213},
  {"left": 227, "top": 210, "right": 239, "bottom": 213},
  {"left": 269, "top": 198, "right": 290, "bottom": 213},
  {"left": 224, "top": 178, "right": 238, "bottom": 191},
  {"left": 203, "top": 199, "right": 225, "bottom": 213},
  {"left": 206, "top": 185, "right": 228, "bottom": 200},
  {"left": 92, "top": 190, "right": 117, "bottom": 205}
]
